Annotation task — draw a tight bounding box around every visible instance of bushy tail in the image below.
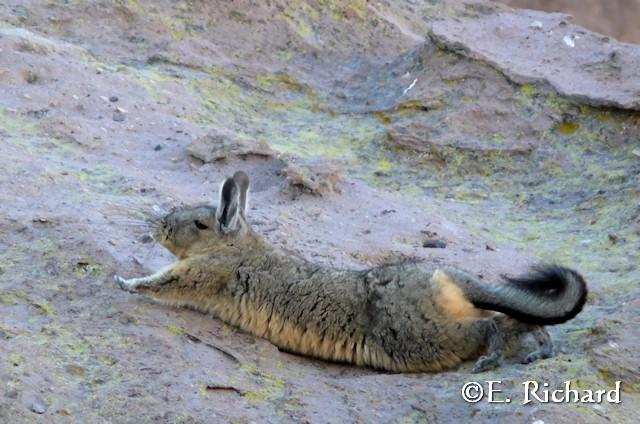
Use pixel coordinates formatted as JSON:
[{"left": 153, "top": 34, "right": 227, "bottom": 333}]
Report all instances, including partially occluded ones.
[{"left": 454, "top": 265, "right": 588, "bottom": 325}]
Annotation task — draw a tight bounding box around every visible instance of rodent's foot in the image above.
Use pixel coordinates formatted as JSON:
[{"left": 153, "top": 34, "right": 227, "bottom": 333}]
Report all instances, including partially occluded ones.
[
  {"left": 472, "top": 355, "right": 502, "bottom": 373},
  {"left": 114, "top": 275, "right": 136, "bottom": 292},
  {"left": 522, "top": 349, "right": 553, "bottom": 365}
]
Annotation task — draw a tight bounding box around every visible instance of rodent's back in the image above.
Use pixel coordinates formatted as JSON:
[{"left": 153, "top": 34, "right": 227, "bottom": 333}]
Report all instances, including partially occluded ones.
[
  {"left": 214, "top": 251, "right": 375, "bottom": 365},
  {"left": 207, "top": 256, "right": 484, "bottom": 371}
]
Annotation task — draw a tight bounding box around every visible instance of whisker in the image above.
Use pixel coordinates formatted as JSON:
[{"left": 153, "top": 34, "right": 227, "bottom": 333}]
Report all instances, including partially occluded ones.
[{"left": 106, "top": 220, "right": 153, "bottom": 227}]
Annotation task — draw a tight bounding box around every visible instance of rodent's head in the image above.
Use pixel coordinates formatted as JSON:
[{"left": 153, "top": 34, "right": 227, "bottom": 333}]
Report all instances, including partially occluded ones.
[{"left": 152, "top": 171, "right": 253, "bottom": 258}]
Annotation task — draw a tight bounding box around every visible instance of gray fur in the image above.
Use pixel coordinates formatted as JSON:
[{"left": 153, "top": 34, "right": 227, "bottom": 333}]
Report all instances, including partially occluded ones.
[
  {"left": 114, "top": 171, "right": 587, "bottom": 373},
  {"left": 216, "top": 178, "right": 241, "bottom": 233},
  {"left": 233, "top": 170, "right": 250, "bottom": 215}
]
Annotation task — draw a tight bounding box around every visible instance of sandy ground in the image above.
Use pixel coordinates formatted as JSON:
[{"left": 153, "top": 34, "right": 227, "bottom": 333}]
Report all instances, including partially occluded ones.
[{"left": 0, "top": 1, "right": 639, "bottom": 422}]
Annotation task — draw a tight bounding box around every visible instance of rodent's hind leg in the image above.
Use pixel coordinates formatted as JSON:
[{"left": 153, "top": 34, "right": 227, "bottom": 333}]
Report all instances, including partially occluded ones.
[
  {"left": 522, "top": 326, "right": 554, "bottom": 364},
  {"left": 472, "top": 319, "right": 504, "bottom": 373},
  {"left": 114, "top": 265, "right": 176, "bottom": 293}
]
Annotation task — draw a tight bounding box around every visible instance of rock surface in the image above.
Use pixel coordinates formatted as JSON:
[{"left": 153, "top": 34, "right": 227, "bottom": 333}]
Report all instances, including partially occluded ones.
[
  {"left": 430, "top": 10, "right": 640, "bottom": 109},
  {"left": 0, "top": 0, "right": 638, "bottom": 422},
  {"left": 502, "top": 0, "right": 640, "bottom": 44},
  {"left": 188, "top": 129, "right": 274, "bottom": 162},
  {"left": 282, "top": 159, "right": 343, "bottom": 196}
]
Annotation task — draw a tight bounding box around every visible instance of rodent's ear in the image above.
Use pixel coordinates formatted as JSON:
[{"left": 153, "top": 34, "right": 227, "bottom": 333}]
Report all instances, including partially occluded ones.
[
  {"left": 216, "top": 178, "right": 241, "bottom": 233},
  {"left": 232, "top": 171, "right": 250, "bottom": 216}
]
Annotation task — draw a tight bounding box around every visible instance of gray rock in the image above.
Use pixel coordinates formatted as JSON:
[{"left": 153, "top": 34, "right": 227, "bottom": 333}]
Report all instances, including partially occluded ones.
[
  {"left": 187, "top": 128, "right": 274, "bottom": 162},
  {"left": 423, "top": 239, "right": 447, "bottom": 248},
  {"left": 29, "top": 397, "right": 47, "bottom": 414},
  {"left": 112, "top": 111, "right": 125, "bottom": 122}
]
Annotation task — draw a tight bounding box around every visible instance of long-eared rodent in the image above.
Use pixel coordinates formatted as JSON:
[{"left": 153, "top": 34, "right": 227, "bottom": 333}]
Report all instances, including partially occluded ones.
[{"left": 115, "top": 171, "right": 587, "bottom": 372}]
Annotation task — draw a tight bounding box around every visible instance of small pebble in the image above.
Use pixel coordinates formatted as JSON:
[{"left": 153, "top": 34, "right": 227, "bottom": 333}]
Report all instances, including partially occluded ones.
[
  {"left": 154, "top": 144, "right": 163, "bottom": 151},
  {"left": 25, "top": 70, "right": 39, "bottom": 84},
  {"left": 423, "top": 239, "right": 446, "bottom": 249},
  {"left": 65, "top": 364, "right": 85, "bottom": 377},
  {"left": 529, "top": 21, "right": 543, "bottom": 30},
  {"left": 563, "top": 34, "right": 577, "bottom": 48},
  {"left": 109, "top": 96, "right": 119, "bottom": 102},
  {"left": 26, "top": 109, "right": 48, "bottom": 119},
  {"left": 113, "top": 111, "right": 125, "bottom": 122},
  {"left": 30, "top": 397, "right": 48, "bottom": 414}
]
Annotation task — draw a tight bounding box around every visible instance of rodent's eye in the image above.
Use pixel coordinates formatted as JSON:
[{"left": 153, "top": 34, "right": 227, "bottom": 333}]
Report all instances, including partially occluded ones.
[{"left": 194, "top": 220, "right": 209, "bottom": 230}]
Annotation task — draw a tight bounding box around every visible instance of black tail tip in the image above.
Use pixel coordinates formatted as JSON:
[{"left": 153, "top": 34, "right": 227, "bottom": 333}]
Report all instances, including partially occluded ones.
[
  {"left": 542, "top": 265, "right": 588, "bottom": 322},
  {"left": 506, "top": 264, "right": 588, "bottom": 325}
]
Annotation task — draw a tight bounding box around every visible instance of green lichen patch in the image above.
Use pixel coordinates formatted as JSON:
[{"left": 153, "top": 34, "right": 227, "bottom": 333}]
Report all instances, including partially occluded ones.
[
  {"left": 166, "top": 325, "right": 184, "bottom": 336},
  {"left": 72, "top": 258, "right": 104, "bottom": 278},
  {"left": 32, "top": 300, "right": 54, "bottom": 316},
  {"left": 0, "top": 108, "right": 39, "bottom": 140},
  {"left": 238, "top": 364, "right": 286, "bottom": 405}
]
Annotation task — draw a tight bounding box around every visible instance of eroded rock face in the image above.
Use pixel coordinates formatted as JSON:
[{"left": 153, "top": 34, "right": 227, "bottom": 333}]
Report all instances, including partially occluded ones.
[
  {"left": 282, "top": 159, "right": 342, "bottom": 196},
  {"left": 188, "top": 128, "right": 274, "bottom": 162},
  {"left": 501, "top": 0, "right": 640, "bottom": 44},
  {"left": 430, "top": 10, "right": 640, "bottom": 109},
  {"left": 363, "top": 41, "right": 555, "bottom": 156}
]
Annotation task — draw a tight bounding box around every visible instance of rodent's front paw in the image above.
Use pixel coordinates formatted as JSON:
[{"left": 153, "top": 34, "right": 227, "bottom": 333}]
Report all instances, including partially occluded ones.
[{"left": 114, "top": 275, "right": 136, "bottom": 292}]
